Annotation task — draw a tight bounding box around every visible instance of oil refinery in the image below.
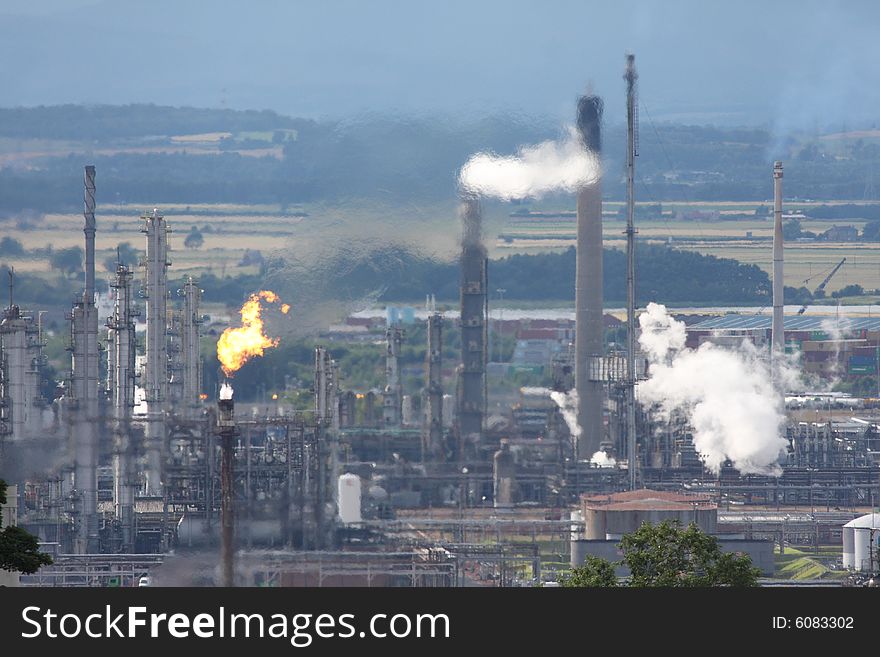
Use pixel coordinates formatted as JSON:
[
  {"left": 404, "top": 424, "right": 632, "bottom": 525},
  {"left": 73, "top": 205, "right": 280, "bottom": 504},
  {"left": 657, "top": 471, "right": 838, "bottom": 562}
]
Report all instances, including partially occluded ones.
[{"left": 2, "top": 54, "right": 880, "bottom": 589}]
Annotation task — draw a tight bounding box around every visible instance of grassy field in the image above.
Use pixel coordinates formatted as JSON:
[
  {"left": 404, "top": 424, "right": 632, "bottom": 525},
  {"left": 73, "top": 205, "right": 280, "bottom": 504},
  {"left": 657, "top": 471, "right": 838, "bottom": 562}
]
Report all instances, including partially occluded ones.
[
  {"left": 495, "top": 206, "right": 880, "bottom": 293},
  {"left": 0, "top": 201, "right": 462, "bottom": 281},
  {"left": 4, "top": 200, "right": 880, "bottom": 294},
  {"left": 774, "top": 546, "right": 847, "bottom": 580}
]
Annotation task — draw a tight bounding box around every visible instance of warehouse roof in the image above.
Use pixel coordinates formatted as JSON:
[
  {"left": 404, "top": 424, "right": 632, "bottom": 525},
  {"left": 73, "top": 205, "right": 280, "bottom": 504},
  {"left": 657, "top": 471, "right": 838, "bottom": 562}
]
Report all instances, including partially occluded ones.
[
  {"left": 582, "top": 489, "right": 714, "bottom": 511},
  {"left": 688, "top": 315, "right": 880, "bottom": 332}
]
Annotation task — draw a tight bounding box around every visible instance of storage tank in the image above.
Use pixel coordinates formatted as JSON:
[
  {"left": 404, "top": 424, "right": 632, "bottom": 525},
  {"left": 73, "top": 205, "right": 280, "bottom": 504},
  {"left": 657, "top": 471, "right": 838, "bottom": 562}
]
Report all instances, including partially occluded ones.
[
  {"left": 843, "top": 513, "right": 880, "bottom": 571},
  {"left": 337, "top": 473, "right": 362, "bottom": 524},
  {"left": 842, "top": 525, "right": 855, "bottom": 569}
]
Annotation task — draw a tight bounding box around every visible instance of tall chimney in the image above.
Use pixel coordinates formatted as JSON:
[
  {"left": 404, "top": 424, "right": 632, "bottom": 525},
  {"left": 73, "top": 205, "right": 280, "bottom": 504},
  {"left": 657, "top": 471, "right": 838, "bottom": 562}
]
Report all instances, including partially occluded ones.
[
  {"left": 772, "top": 161, "right": 784, "bottom": 355},
  {"left": 457, "top": 194, "right": 488, "bottom": 455},
  {"left": 575, "top": 95, "right": 604, "bottom": 460}
]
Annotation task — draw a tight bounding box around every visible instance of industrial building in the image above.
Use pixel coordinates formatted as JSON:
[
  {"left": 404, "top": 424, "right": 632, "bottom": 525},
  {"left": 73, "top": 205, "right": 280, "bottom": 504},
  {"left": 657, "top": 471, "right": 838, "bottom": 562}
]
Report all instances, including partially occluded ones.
[
  {"left": 570, "top": 489, "right": 776, "bottom": 576},
  {"left": 686, "top": 315, "right": 880, "bottom": 378}
]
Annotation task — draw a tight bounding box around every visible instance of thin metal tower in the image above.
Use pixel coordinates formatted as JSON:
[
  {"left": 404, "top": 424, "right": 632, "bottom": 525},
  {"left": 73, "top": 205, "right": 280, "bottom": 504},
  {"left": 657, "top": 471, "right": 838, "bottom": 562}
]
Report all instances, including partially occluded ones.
[{"left": 625, "top": 54, "right": 639, "bottom": 490}]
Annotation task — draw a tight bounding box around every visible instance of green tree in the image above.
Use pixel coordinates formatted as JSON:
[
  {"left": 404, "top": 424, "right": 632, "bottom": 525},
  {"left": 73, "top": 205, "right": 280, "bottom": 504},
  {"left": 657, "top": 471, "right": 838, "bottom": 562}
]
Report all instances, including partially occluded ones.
[
  {"left": 49, "top": 246, "right": 83, "bottom": 277},
  {"left": 0, "top": 479, "right": 53, "bottom": 574},
  {"left": 184, "top": 226, "right": 204, "bottom": 250},
  {"left": 103, "top": 241, "right": 141, "bottom": 272},
  {"left": 562, "top": 555, "right": 618, "bottom": 587},
  {"left": 0, "top": 236, "right": 25, "bottom": 256},
  {"left": 862, "top": 220, "right": 880, "bottom": 241},
  {"left": 620, "top": 520, "right": 759, "bottom": 587},
  {"left": 782, "top": 219, "right": 805, "bottom": 241},
  {"left": 832, "top": 284, "right": 865, "bottom": 298},
  {"left": 565, "top": 520, "right": 760, "bottom": 588}
]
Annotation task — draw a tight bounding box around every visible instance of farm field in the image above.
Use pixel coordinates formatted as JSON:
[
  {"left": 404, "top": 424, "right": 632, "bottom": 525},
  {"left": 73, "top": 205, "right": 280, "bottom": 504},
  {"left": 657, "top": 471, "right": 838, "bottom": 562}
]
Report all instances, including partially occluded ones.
[
  {"left": 496, "top": 202, "right": 880, "bottom": 294},
  {"left": 3, "top": 200, "right": 880, "bottom": 295},
  {"left": 0, "top": 201, "right": 462, "bottom": 280}
]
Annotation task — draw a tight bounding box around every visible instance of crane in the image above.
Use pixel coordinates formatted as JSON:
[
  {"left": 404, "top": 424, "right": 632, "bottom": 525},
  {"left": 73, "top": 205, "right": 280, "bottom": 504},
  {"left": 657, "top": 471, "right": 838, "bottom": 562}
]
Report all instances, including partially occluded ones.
[{"left": 797, "top": 257, "right": 846, "bottom": 315}]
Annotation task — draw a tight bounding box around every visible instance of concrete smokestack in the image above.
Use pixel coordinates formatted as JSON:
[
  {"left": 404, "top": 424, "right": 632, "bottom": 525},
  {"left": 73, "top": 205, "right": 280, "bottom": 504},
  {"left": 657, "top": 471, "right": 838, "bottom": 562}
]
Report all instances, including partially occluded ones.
[
  {"left": 772, "top": 161, "right": 784, "bottom": 355},
  {"left": 575, "top": 95, "right": 604, "bottom": 460},
  {"left": 458, "top": 194, "right": 487, "bottom": 454}
]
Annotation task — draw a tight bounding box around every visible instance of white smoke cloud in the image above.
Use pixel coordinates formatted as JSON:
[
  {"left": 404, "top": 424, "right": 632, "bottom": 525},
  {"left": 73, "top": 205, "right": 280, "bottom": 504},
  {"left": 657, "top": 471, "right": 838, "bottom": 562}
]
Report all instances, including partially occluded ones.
[
  {"left": 819, "top": 316, "right": 853, "bottom": 387},
  {"left": 520, "top": 386, "right": 553, "bottom": 397},
  {"left": 549, "top": 389, "right": 615, "bottom": 466},
  {"left": 458, "top": 128, "right": 600, "bottom": 200},
  {"left": 591, "top": 451, "right": 616, "bottom": 467},
  {"left": 550, "top": 389, "right": 581, "bottom": 441},
  {"left": 637, "top": 302, "right": 793, "bottom": 476}
]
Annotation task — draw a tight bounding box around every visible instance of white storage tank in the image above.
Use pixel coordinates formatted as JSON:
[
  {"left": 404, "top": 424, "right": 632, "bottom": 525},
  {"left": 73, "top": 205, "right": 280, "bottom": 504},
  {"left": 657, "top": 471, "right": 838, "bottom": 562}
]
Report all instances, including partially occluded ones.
[
  {"left": 842, "top": 513, "right": 880, "bottom": 571},
  {"left": 337, "top": 473, "right": 362, "bottom": 524}
]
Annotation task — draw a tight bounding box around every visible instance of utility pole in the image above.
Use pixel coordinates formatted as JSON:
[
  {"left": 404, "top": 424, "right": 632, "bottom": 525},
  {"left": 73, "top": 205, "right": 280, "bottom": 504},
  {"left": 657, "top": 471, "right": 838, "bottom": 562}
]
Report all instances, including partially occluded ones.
[{"left": 625, "top": 53, "right": 639, "bottom": 491}]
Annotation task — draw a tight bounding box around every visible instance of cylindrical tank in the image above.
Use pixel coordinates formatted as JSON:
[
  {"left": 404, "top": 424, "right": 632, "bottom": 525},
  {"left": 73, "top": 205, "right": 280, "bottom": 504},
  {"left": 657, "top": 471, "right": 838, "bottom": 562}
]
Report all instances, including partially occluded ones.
[
  {"left": 842, "top": 526, "right": 855, "bottom": 569},
  {"left": 854, "top": 528, "right": 871, "bottom": 571},
  {"left": 337, "top": 473, "right": 362, "bottom": 524},
  {"left": 843, "top": 513, "right": 880, "bottom": 571},
  {"left": 569, "top": 509, "right": 583, "bottom": 541}
]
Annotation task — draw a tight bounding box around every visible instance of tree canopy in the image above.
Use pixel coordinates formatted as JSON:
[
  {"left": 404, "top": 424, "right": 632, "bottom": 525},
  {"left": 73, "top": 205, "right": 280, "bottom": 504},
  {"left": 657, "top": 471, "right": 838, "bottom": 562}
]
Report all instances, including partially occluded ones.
[
  {"left": 0, "top": 479, "right": 53, "bottom": 575},
  {"left": 49, "top": 246, "right": 84, "bottom": 277},
  {"left": 563, "top": 520, "right": 760, "bottom": 588}
]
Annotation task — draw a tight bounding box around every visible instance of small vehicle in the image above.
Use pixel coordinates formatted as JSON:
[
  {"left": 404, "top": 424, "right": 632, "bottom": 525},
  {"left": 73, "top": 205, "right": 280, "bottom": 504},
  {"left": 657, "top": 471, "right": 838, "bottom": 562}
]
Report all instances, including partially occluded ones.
[{"left": 137, "top": 576, "right": 152, "bottom": 587}]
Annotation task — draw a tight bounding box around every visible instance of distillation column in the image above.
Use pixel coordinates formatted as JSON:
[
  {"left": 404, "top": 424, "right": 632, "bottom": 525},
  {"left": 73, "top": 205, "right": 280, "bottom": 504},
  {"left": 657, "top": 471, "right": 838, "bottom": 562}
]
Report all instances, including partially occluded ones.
[
  {"left": 143, "top": 209, "right": 169, "bottom": 496},
  {"left": 422, "top": 312, "right": 444, "bottom": 461},
  {"left": 108, "top": 263, "right": 137, "bottom": 550},
  {"left": 71, "top": 165, "right": 100, "bottom": 553},
  {"left": 181, "top": 277, "right": 202, "bottom": 420},
  {"left": 574, "top": 95, "right": 604, "bottom": 460},
  {"left": 1, "top": 296, "right": 28, "bottom": 442},
  {"left": 383, "top": 326, "right": 404, "bottom": 427}
]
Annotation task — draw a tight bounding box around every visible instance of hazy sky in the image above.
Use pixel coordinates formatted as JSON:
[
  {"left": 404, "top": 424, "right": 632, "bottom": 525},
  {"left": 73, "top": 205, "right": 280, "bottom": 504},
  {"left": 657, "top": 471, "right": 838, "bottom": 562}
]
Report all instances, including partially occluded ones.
[{"left": 1, "top": 0, "right": 878, "bottom": 130}]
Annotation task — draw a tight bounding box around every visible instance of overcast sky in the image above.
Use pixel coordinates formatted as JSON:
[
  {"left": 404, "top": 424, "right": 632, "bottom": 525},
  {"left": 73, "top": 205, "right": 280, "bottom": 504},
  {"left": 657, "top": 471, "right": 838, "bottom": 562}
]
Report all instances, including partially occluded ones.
[{"left": 1, "top": 0, "right": 878, "bottom": 131}]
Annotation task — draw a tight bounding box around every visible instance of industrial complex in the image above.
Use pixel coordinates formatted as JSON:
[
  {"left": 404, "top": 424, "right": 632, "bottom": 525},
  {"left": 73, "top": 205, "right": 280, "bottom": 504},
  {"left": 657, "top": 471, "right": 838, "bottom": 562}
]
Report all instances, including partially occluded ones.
[{"left": 2, "top": 55, "right": 880, "bottom": 588}]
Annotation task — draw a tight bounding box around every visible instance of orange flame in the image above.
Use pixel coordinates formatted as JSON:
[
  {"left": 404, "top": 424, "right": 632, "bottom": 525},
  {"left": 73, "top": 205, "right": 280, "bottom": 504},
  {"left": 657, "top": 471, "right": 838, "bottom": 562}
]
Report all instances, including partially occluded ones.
[{"left": 217, "top": 290, "right": 289, "bottom": 376}]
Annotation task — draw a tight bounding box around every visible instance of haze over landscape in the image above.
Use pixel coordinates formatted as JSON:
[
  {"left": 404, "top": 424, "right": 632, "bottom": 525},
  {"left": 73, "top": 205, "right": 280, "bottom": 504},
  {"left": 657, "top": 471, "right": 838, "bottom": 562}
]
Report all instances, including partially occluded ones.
[{"left": 2, "top": 0, "right": 879, "bottom": 133}]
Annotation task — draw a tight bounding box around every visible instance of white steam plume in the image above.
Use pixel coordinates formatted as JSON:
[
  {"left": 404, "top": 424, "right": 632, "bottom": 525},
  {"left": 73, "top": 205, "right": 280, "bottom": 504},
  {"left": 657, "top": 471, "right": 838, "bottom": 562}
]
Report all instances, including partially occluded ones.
[
  {"left": 550, "top": 390, "right": 580, "bottom": 440},
  {"left": 819, "top": 316, "right": 853, "bottom": 386},
  {"left": 520, "top": 386, "right": 553, "bottom": 396},
  {"left": 637, "top": 302, "right": 792, "bottom": 476},
  {"left": 549, "top": 389, "right": 615, "bottom": 466},
  {"left": 458, "top": 128, "right": 600, "bottom": 200}
]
